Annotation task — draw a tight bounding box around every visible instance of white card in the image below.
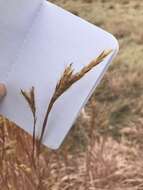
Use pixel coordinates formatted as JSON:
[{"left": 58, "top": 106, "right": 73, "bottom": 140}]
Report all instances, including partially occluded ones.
[{"left": 0, "top": 1, "right": 119, "bottom": 149}]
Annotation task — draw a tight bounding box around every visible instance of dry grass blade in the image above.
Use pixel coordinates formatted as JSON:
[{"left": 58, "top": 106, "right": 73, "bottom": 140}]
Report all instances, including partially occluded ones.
[
  {"left": 21, "top": 87, "right": 37, "bottom": 160},
  {"left": 39, "top": 50, "right": 112, "bottom": 144}
]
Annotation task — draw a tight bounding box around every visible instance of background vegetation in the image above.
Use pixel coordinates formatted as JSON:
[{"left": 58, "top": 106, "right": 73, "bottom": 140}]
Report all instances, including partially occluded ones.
[{"left": 0, "top": 0, "right": 143, "bottom": 189}]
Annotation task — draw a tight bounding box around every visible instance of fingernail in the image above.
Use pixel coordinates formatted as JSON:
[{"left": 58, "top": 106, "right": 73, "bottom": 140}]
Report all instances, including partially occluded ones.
[{"left": 0, "top": 83, "right": 7, "bottom": 100}]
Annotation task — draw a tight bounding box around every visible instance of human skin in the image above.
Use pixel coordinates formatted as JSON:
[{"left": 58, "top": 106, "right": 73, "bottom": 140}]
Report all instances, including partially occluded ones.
[{"left": 0, "top": 84, "right": 6, "bottom": 101}]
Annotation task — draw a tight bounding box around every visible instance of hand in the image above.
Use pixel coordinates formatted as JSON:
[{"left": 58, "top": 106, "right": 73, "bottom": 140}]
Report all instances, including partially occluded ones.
[{"left": 0, "top": 83, "right": 6, "bottom": 101}]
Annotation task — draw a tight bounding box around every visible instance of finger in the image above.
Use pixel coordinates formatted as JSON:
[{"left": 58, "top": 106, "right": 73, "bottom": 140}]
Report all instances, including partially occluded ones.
[{"left": 0, "top": 83, "right": 7, "bottom": 100}]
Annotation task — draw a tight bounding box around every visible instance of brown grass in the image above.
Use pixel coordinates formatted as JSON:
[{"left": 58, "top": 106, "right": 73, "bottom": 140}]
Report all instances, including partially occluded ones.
[
  {"left": 1, "top": 110, "right": 143, "bottom": 189},
  {"left": 0, "top": 0, "right": 143, "bottom": 189},
  {"left": 20, "top": 50, "right": 111, "bottom": 157},
  {"left": 21, "top": 87, "right": 37, "bottom": 160},
  {"left": 39, "top": 50, "right": 111, "bottom": 144}
]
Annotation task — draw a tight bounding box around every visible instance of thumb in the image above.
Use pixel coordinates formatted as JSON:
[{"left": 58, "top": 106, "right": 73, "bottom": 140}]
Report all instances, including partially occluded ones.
[{"left": 0, "top": 84, "right": 6, "bottom": 101}]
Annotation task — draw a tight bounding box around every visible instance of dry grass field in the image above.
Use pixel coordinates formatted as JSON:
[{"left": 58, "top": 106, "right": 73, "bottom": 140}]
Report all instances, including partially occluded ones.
[{"left": 0, "top": 0, "right": 143, "bottom": 189}]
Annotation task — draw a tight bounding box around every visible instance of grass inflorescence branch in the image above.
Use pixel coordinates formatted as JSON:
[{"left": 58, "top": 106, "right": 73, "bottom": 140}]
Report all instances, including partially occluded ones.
[{"left": 21, "top": 50, "right": 112, "bottom": 152}]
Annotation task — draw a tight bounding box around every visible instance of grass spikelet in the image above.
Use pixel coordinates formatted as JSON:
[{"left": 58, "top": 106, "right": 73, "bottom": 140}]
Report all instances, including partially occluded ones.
[
  {"left": 39, "top": 50, "right": 112, "bottom": 144},
  {"left": 21, "top": 87, "right": 36, "bottom": 118},
  {"left": 21, "top": 87, "right": 37, "bottom": 159}
]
